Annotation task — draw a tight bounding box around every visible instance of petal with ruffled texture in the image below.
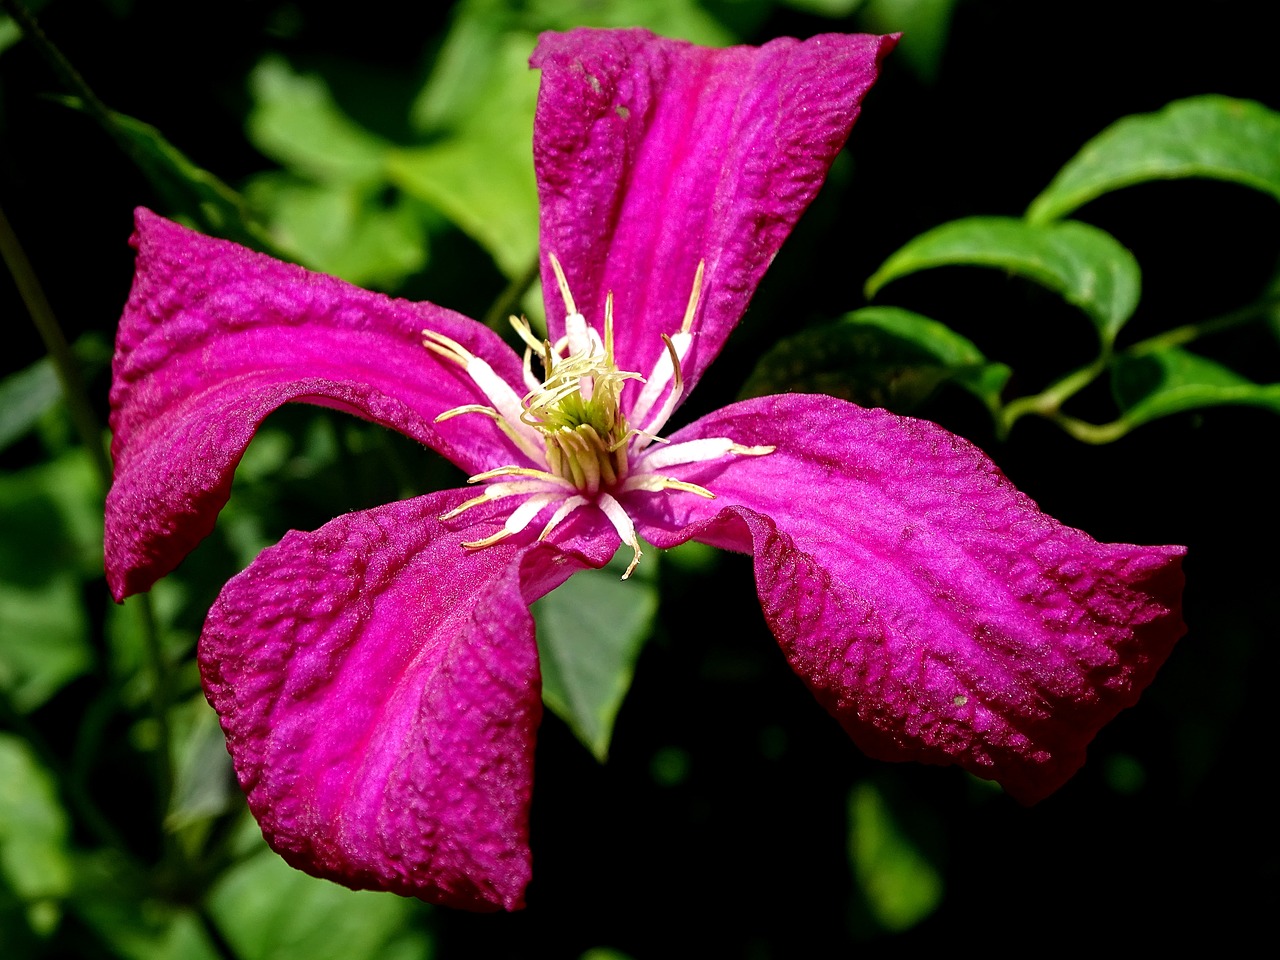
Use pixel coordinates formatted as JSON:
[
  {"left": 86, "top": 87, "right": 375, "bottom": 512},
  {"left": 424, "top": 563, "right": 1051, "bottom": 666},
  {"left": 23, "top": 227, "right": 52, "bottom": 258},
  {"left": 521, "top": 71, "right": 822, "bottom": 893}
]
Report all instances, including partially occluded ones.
[
  {"left": 532, "top": 29, "right": 897, "bottom": 402},
  {"left": 200, "top": 489, "right": 615, "bottom": 910},
  {"left": 107, "top": 210, "right": 526, "bottom": 599},
  {"left": 630, "top": 394, "right": 1185, "bottom": 803}
]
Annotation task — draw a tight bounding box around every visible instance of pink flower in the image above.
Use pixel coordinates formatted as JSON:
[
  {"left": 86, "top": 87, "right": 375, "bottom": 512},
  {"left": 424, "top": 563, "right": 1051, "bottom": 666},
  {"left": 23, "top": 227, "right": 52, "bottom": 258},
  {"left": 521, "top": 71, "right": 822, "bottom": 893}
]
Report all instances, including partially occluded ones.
[{"left": 106, "top": 28, "right": 1184, "bottom": 912}]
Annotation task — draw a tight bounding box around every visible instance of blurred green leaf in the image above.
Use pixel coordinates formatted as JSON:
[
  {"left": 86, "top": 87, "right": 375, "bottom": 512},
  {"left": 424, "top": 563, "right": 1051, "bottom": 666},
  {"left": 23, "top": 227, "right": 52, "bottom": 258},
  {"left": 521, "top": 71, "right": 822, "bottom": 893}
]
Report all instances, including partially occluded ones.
[
  {"left": 533, "top": 554, "right": 659, "bottom": 761},
  {"left": 0, "top": 734, "right": 72, "bottom": 932},
  {"left": 69, "top": 850, "right": 219, "bottom": 960},
  {"left": 247, "top": 56, "right": 391, "bottom": 185},
  {"left": 391, "top": 31, "right": 541, "bottom": 280},
  {"left": 858, "top": 0, "right": 956, "bottom": 83},
  {"left": 847, "top": 781, "right": 942, "bottom": 933},
  {"left": 527, "top": 0, "right": 733, "bottom": 42},
  {"left": 783, "top": 0, "right": 865, "bottom": 16},
  {"left": 1028, "top": 95, "right": 1280, "bottom": 223},
  {"left": 1111, "top": 345, "right": 1280, "bottom": 427},
  {"left": 166, "top": 696, "right": 236, "bottom": 835},
  {"left": 244, "top": 174, "right": 427, "bottom": 289},
  {"left": 207, "top": 842, "right": 431, "bottom": 960},
  {"left": 741, "top": 306, "right": 1009, "bottom": 416},
  {"left": 0, "top": 577, "right": 91, "bottom": 713},
  {"left": 866, "top": 216, "right": 1142, "bottom": 346},
  {"left": 0, "top": 336, "right": 113, "bottom": 454},
  {"left": 0, "top": 450, "right": 100, "bottom": 711},
  {"left": 0, "top": 358, "right": 59, "bottom": 452}
]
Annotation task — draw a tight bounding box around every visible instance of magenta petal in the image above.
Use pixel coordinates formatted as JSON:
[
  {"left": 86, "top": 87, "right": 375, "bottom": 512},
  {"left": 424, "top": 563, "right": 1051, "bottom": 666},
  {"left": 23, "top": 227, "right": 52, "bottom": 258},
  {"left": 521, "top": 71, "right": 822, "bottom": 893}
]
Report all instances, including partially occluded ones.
[
  {"left": 200, "top": 490, "right": 607, "bottom": 911},
  {"left": 531, "top": 29, "right": 896, "bottom": 400},
  {"left": 630, "top": 395, "right": 1185, "bottom": 803},
  {"left": 106, "top": 210, "right": 526, "bottom": 599}
]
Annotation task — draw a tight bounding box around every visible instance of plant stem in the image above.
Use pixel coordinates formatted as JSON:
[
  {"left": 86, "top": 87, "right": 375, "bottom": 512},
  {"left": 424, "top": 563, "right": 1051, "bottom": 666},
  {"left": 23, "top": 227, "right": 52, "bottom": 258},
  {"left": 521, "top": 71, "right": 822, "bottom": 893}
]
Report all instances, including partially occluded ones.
[
  {"left": 1, "top": 199, "right": 176, "bottom": 853},
  {"left": 0, "top": 203, "right": 113, "bottom": 485}
]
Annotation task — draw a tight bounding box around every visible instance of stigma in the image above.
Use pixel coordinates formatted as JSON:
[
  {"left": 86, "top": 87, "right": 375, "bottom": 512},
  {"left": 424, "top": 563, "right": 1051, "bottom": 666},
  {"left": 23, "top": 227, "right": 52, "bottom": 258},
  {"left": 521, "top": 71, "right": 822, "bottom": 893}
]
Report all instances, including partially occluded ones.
[{"left": 423, "top": 254, "right": 773, "bottom": 578}]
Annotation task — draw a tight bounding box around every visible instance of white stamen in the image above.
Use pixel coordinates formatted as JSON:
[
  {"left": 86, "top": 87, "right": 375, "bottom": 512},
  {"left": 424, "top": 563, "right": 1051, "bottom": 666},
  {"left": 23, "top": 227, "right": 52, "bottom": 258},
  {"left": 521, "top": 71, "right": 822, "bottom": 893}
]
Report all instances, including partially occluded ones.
[
  {"left": 638, "top": 437, "right": 776, "bottom": 471},
  {"left": 597, "top": 493, "right": 642, "bottom": 579}
]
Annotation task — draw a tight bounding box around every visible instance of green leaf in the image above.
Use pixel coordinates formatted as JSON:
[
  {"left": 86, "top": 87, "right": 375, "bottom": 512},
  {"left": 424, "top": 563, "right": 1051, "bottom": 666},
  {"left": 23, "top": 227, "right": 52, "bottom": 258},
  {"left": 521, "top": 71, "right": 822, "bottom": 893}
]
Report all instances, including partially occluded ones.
[
  {"left": 533, "top": 554, "right": 659, "bottom": 761},
  {"left": 1028, "top": 95, "right": 1280, "bottom": 224},
  {"left": 0, "top": 357, "right": 60, "bottom": 453},
  {"left": 207, "top": 841, "right": 431, "bottom": 960},
  {"left": 246, "top": 56, "right": 392, "bottom": 185},
  {"left": 866, "top": 216, "right": 1142, "bottom": 346},
  {"left": 68, "top": 851, "right": 220, "bottom": 960},
  {"left": 741, "top": 306, "right": 1009, "bottom": 416},
  {"left": 857, "top": 0, "right": 957, "bottom": 83},
  {"left": 0, "top": 734, "right": 72, "bottom": 932},
  {"left": 244, "top": 174, "right": 427, "bottom": 289},
  {"left": 0, "top": 337, "right": 113, "bottom": 453},
  {"left": 390, "top": 32, "right": 541, "bottom": 280},
  {"left": 0, "top": 451, "right": 100, "bottom": 711},
  {"left": 1111, "top": 346, "right": 1280, "bottom": 427},
  {"left": 847, "top": 781, "right": 943, "bottom": 933}
]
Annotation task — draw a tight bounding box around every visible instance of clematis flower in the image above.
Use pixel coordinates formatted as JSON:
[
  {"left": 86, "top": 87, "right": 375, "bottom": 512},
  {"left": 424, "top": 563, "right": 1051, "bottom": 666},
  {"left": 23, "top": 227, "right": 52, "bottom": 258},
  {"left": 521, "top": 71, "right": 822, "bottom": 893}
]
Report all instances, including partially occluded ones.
[{"left": 106, "top": 28, "right": 1185, "bottom": 912}]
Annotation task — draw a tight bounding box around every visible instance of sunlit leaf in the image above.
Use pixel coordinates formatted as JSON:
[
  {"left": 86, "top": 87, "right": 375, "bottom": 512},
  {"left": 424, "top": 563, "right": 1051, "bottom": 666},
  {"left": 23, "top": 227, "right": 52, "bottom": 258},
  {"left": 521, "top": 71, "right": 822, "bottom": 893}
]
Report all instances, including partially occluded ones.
[
  {"left": 244, "top": 174, "right": 427, "bottom": 289},
  {"left": 533, "top": 553, "right": 659, "bottom": 761},
  {"left": 1027, "top": 95, "right": 1280, "bottom": 223},
  {"left": 0, "top": 358, "right": 59, "bottom": 452},
  {"left": 866, "top": 216, "right": 1142, "bottom": 346},
  {"left": 1111, "top": 346, "right": 1280, "bottom": 427},
  {"left": 246, "top": 56, "right": 391, "bottom": 185},
  {"left": 741, "top": 306, "right": 1009, "bottom": 416},
  {"left": 390, "top": 32, "right": 541, "bottom": 280},
  {"left": 207, "top": 839, "right": 431, "bottom": 960},
  {"left": 847, "top": 781, "right": 943, "bottom": 933},
  {"left": 0, "top": 734, "right": 72, "bottom": 933}
]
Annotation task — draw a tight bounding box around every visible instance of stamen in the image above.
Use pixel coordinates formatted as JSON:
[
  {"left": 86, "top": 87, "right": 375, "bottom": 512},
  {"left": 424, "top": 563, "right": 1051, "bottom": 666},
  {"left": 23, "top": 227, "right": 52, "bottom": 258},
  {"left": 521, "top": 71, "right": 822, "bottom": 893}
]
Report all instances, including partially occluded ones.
[
  {"left": 422, "top": 329, "right": 544, "bottom": 455},
  {"left": 598, "top": 493, "right": 642, "bottom": 580},
  {"left": 681, "top": 260, "right": 705, "bottom": 335},
  {"left": 622, "top": 474, "right": 716, "bottom": 499},
  {"left": 460, "top": 493, "right": 560, "bottom": 550},
  {"left": 538, "top": 495, "right": 589, "bottom": 540},
  {"left": 547, "top": 253, "right": 578, "bottom": 317},
  {"left": 469, "top": 465, "right": 575, "bottom": 488},
  {"left": 638, "top": 437, "right": 776, "bottom": 471}
]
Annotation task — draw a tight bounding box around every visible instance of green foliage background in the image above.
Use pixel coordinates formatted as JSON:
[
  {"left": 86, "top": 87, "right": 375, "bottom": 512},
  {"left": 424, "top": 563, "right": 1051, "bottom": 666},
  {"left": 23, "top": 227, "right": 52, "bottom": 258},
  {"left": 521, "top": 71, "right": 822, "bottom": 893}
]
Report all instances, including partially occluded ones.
[{"left": 1, "top": 0, "right": 1276, "bottom": 956}]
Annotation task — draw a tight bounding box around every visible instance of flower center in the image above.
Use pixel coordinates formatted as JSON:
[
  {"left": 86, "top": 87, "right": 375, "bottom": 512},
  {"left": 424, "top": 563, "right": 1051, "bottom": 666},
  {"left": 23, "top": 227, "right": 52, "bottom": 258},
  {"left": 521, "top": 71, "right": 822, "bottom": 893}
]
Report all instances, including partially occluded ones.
[{"left": 422, "top": 253, "right": 773, "bottom": 578}]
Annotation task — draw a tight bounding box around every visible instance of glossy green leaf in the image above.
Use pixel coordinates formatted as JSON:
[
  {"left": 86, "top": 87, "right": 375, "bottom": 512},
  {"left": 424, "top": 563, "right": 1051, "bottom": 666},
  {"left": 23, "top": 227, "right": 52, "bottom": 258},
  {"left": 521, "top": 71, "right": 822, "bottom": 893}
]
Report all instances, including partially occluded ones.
[
  {"left": 1111, "top": 346, "right": 1280, "bottom": 427},
  {"left": 741, "top": 306, "right": 1009, "bottom": 416},
  {"left": 246, "top": 56, "right": 391, "bottom": 185},
  {"left": 390, "top": 32, "right": 541, "bottom": 281},
  {"left": 866, "top": 216, "right": 1141, "bottom": 346},
  {"left": 847, "top": 782, "right": 943, "bottom": 933},
  {"left": 244, "top": 174, "right": 427, "bottom": 290},
  {"left": 533, "top": 554, "right": 659, "bottom": 761},
  {"left": 0, "top": 734, "right": 72, "bottom": 930},
  {"left": 1028, "top": 96, "right": 1280, "bottom": 223},
  {"left": 207, "top": 841, "right": 430, "bottom": 960}
]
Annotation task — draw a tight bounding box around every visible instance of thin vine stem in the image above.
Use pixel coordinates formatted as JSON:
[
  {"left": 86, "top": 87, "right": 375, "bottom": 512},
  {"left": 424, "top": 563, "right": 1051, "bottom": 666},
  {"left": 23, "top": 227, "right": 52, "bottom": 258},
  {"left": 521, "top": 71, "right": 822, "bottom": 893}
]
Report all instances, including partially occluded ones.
[
  {"left": 996, "top": 290, "right": 1280, "bottom": 438},
  {"left": 1, "top": 199, "right": 176, "bottom": 856}
]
